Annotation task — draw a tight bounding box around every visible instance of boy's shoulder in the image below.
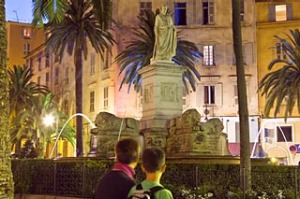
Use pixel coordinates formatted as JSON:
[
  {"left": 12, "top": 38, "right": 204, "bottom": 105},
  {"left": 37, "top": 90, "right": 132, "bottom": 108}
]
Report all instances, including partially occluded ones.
[
  {"left": 128, "top": 181, "right": 173, "bottom": 199},
  {"left": 128, "top": 183, "right": 164, "bottom": 199}
]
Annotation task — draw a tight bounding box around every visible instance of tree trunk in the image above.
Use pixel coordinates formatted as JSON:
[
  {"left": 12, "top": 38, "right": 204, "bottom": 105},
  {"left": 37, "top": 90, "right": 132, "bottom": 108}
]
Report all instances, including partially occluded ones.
[
  {"left": 232, "top": 0, "right": 251, "bottom": 193},
  {"left": 0, "top": 0, "right": 14, "bottom": 198},
  {"left": 74, "top": 42, "right": 83, "bottom": 157}
]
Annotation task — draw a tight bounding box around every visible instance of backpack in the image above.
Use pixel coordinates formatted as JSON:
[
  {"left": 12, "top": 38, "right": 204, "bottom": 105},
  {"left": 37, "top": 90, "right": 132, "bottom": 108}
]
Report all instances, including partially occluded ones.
[{"left": 128, "top": 183, "right": 164, "bottom": 199}]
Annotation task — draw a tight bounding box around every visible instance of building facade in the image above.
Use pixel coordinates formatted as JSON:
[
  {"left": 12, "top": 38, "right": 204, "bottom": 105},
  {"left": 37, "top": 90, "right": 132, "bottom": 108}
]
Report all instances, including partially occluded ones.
[
  {"left": 6, "top": 21, "right": 45, "bottom": 70},
  {"left": 21, "top": 0, "right": 300, "bottom": 165},
  {"left": 256, "top": 0, "right": 300, "bottom": 165}
]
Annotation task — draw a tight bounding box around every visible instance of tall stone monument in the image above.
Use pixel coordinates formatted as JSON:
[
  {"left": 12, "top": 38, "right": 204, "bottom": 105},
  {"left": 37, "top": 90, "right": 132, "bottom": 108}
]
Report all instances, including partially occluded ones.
[
  {"left": 139, "top": 62, "right": 184, "bottom": 150},
  {"left": 139, "top": 5, "right": 183, "bottom": 150}
]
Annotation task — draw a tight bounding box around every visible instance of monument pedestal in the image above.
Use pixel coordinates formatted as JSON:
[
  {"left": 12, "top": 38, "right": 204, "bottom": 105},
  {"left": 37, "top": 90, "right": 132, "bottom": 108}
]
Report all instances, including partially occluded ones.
[{"left": 139, "top": 61, "right": 185, "bottom": 149}]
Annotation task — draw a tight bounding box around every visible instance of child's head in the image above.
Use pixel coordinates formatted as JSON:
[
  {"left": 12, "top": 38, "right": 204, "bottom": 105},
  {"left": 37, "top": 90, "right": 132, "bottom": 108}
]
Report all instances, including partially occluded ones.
[
  {"left": 115, "top": 138, "right": 139, "bottom": 164},
  {"left": 142, "top": 147, "right": 165, "bottom": 173}
]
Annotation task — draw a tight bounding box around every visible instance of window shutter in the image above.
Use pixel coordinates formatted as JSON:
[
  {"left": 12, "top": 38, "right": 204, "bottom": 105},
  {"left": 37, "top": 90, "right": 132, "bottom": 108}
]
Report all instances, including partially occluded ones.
[
  {"left": 198, "top": 44, "right": 204, "bottom": 66},
  {"left": 225, "top": 44, "right": 234, "bottom": 66},
  {"left": 268, "top": 5, "right": 275, "bottom": 22},
  {"left": 208, "top": 1, "right": 215, "bottom": 24},
  {"left": 287, "top": 3, "right": 293, "bottom": 20},
  {"left": 243, "top": 43, "right": 253, "bottom": 65},
  {"left": 216, "top": 83, "right": 223, "bottom": 106},
  {"left": 214, "top": 44, "right": 223, "bottom": 66},
  {"left": 196, "top": 84, "right": 204, "bottom": 107}
]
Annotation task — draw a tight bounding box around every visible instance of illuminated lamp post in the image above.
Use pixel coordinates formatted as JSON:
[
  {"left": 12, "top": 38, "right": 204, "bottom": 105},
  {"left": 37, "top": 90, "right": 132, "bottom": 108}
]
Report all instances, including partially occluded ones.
[{"left": 43, "top": 113, "right": 59, "bottom": 158}]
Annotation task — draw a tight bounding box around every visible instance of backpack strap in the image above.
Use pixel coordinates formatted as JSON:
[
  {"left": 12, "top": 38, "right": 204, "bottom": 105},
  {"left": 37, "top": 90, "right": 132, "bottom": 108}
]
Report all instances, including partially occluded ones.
[{"left": 149, "top": 186, "right": 164, "bottom": 199}]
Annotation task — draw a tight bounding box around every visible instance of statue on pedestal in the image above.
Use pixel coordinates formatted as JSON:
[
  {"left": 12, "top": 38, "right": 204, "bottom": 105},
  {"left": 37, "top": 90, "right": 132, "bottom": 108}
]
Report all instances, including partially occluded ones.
[{"left": 152, "top": 5, "right": 177, "bottom": 62}]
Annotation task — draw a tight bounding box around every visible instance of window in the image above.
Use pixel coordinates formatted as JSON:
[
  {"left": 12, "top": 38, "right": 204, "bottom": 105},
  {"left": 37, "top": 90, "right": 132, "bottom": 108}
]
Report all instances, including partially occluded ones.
[
  {"left": 277, "top": 126, "right": 292, "bottom": 142},
  {"left": 204, "top": 85, "right": 215, "bottom": 104},
  {"left": 174, "top": 3, "right": 186, "bottom": 25},
  {"left": 140, "top": 2, "right": 152, "bottom": 15},
  {"left": 38, "top": 53, "right": 42, "bottom": 71},
  {"left": 37, "top": 76, "right": 41, "bottom": 85},
  {"left": 63, "top": 100, "right": 69, "bottom": 114},
  {"left": 203, "top": 45, "right": 214, "bottom": 66},
  {"left": 234, "top": 85, "right": 238, "bottom": 105},
  {"left": 23, "top": 43, "right": 30, "bottom": 55},
  {"left": 275, "top": 42, "right": 287, "bottom": 60},
  {"left": 203, "top": 0, "right": 214, "bottom": 25},
  {"left": 103, "top": 48, "right": 112, "bottom": 70},
  {"left": 240, "top": 0, "right": 245, "bottom": 21},
  {"left": 55, "top": 67, "right": 59, "bottom": 85},
  {"left": 90, "top": 53, "right": 95, "bottom": 76},
  {"left": 45, "top": 72, "right": 49, "bottom": 86},
  {"left": 90, "top": 91, "right": 95, "bottom": 112},
  {"left": 104, "top": 87, "right": 108, "bottom": 109},
  {"left": 65, "top": 67, "right": 69, "bottom": 84},
  {"left": 275, "top": 5, "right": 287, "bottom": 21},
  {"left": 23, "top": 28, "right": 31, "bottom": 39},
  {"left": 269, "top": 4, "right": 292, "bottom": 22},
  {"left": 55, "top": 54, "right": 60, "bottom": 63},
  {"left": 226, "top": 43, "right": 253, "bottom": 66},
  {"left": 45, "top": 52, "right": 50, "bottom": 67},
  {"left": 264, "top": 128, "right": 275, "bottom": 143},
  {"left": 26, "top": 58, "right": 32, "bottom": 69}
]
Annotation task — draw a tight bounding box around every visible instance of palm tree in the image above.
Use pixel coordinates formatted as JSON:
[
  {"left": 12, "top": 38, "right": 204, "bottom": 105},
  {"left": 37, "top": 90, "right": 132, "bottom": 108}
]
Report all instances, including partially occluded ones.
[
  {"left": 8, "top": 65, "right": 48, "bottom": 120},
  {"left": 232, "top": 0, "right": 251, "bottom": 194},
  {"left": 10, "top": 93, "right": 76, "bottom": 158},
  {"left": 0, "top": 0, "right": 14, "bottom": 197},
  {"left": 115, "top": 10, "right": 202, "bottom": 92},
  {"left": 43, "top": 0, "right": 114, "bottom": 156},
  {"left": 8, "top": 65, "right": 48, "bottom": 154},
  {"left": 259, "top": 29, "right": 300, "bottom": 120}
]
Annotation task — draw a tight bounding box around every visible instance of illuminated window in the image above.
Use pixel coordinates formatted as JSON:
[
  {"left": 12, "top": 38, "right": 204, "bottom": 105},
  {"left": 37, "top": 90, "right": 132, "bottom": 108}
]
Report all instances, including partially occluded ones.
[
  {"left": 90, "top": 91, "right": 95, "bottom": 112},
  {"left": 174, "top": 3, "right": 186, "bottom": 25},
  {"left": 269, "top": 4, "right": 292, "bottom": 22},
  {"left": 204, "top": 85, "right": 215, "bottom": 104},
  {"left": 23, "top": 28, "right": 31, "bottom": 39},
  {"left": 275, "top": 5, "right": 287, "bottom": 21},
  {"left": 203, "top": 0, "right": 214, "bottom": 25},
  {"left": 203, "top": 45, "right": 214, "bottom": 66},
  {"left": 140, "top": 2, "right": 152, "bottom": 16}
]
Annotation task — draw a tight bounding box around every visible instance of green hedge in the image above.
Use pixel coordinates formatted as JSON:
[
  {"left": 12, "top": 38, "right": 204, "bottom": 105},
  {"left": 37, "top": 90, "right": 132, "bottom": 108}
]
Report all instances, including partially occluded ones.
[{"left": 12, "top": 158, "right": 300, "bottom": 198}]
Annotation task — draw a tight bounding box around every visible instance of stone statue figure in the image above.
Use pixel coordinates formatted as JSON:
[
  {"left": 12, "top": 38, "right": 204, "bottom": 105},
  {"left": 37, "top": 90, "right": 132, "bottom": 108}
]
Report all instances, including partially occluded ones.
[{"left": 152, "top": 5, "right": 177, "bottom": 62}]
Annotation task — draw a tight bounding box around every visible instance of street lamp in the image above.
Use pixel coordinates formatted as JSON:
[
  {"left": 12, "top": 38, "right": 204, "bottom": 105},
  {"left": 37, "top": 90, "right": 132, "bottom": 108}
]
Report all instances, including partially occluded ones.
[{"left": 43, "top": 113, "right": 59, "bottom": 158}]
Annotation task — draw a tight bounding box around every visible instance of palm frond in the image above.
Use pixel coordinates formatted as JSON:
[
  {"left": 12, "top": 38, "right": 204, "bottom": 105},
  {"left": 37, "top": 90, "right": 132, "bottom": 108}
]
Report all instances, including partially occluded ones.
[{"left": 116, "top": 10, "right": 202, "bottom": 92}]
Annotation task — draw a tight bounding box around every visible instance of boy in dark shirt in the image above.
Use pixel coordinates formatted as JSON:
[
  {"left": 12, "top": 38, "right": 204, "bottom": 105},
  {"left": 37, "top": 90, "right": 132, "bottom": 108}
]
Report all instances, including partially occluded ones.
[{"left": 94, "top": 138, "right": 140, "bottom": 199}]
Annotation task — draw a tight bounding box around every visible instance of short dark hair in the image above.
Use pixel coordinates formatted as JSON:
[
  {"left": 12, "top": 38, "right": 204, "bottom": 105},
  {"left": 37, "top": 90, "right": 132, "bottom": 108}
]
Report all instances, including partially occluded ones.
[
  {"left": 115, "top": 138, "right": 139, "bottom": 164},
  {"left": 142, "top": 148, "right": 165, "bottom": 173}
]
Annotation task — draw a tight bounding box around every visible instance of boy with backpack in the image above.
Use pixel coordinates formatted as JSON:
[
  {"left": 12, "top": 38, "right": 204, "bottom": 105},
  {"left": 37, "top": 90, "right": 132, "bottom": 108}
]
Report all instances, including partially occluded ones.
[{"left": 127, "top": 147, "right": 173, "bottom": 199}]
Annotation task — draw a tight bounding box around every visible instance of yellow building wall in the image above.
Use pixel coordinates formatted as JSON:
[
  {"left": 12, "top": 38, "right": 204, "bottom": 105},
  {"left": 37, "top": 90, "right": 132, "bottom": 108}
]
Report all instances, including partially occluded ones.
[
  {"left": 256, "top": 1, "right": 300, "bottom": 118},
  {"left": 6, "top": 21, "right": 45, "bottom": 70}
]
